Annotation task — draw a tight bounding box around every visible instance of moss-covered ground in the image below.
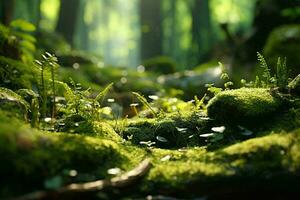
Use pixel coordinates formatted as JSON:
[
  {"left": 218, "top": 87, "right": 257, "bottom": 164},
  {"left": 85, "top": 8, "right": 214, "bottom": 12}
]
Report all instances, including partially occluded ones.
[{"left": 1, "top": 87, "right": 300, "bottom": 199}]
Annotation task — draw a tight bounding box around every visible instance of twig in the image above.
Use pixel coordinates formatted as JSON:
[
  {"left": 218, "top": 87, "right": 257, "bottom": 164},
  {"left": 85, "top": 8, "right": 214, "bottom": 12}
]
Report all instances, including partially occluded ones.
[{"left": 13, "top": 159, "right": 151, "bottom": 200}]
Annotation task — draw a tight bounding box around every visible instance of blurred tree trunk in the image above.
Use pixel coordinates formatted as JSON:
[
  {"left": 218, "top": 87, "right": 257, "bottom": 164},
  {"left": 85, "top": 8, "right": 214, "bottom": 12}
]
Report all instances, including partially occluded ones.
[
  {"left": 167, "top": 0, "right": 177, "bottom": 57},
  {"left": 191, "top": 0, "right": 212, "bottom": 64},
  {"left": 35, "top": 0, "right": 42, "bottom": 29},
  {"left": 140, "top": 0, "right": 163, "bottom": 61},
  {"left": 0, "top": 0, "right": 15, "bottom": 25},
  {"left": 56, "top": 0, "right": 80, "bottom": 46},
  {"left": 75, "top": 0, "right": 88, "bottom": 50},
  {"left": 26, "top": 0, "right": 41, "bottom": 28}
]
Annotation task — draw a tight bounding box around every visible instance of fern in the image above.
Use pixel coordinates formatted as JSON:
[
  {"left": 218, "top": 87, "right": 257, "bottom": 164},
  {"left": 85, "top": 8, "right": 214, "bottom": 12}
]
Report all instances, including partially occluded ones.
[
  {"left": 257, "top": 52, "right": 272, "bottom": 87},
  {"left": 276, "top": 57, "right": 288, "bottom": 91},
  {"left": 95, "top": 83, "right": 114, "bottom": 105},
  {"left": 132, "top": 92, "right": 157, "bottom": 117},
  {"left": 194, "top": 94, "right": 206, "bottom": 110}
]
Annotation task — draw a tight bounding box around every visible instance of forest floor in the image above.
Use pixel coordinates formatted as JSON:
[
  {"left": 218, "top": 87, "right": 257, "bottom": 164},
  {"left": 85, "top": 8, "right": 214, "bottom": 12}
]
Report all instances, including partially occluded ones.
[{"left": 1, "top": 86, "right": 300, "bottom": 200}]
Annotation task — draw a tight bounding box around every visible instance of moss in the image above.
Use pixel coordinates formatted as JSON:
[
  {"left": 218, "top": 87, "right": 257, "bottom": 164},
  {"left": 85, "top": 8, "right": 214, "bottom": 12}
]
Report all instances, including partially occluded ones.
[
  {"left": 207, "top": 88, "right": 283, "bottom": 126},
  {"left": 0, "top": 113, "right": 145, "bottom": 197},
  {"left": 263, "top": 24, "right": 300, "bottom": 76},
  {"left": 143, "top": 56, "right": 177, "bottom": 74},
  {"left": 144, "top": 129, "right": 300, "bottom": 196},
  {"left": 122, "top": 112, "right": 212, "bottom": 148},
  {"left": 0, "top": 56, "right": 37, "bottom": 90}
]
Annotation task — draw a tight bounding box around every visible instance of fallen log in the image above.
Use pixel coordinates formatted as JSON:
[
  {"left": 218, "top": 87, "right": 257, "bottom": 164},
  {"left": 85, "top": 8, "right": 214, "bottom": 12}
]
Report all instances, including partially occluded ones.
[{"left": 13, "top": 159, "right": 151, "bottom": 200}]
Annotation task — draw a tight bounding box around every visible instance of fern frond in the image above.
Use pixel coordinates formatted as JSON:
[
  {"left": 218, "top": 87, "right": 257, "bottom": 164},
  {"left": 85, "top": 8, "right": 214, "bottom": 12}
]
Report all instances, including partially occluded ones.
[
  {"left": 95, "top": 83, "right": 114, "bottom": 104},
  {"left": 276, "top": 57, "right": 288, "bottom": 90},
  {"left": 132, "top": 92, "right": 157, "bottom": 117},
  {"left": 194, "top": 94, "right": 207, "bottom": 110},
  {"left": 55, "top": 81, "right": 76, "bottom": 101},
  {"left": 257, "top": 52, "right": 272, "bottom": 87}
]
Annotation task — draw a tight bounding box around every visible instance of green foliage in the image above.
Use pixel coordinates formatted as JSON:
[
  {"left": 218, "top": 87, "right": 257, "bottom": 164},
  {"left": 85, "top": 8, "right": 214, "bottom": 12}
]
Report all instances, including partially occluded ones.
[
  {"left": 206, "top": 62, "right": 233, "bottom": 95},
  {"left": 56, "top": 80, "right": 114, "bottom": 133},
  {"left": 276, "top": 57, "right": 288, "bottom": 91},
  {"left": 257, "top": 52, "right": 272, "bottom": 87},
  {"left": 34, "top": 53, "right": 59, "bottom": 119},
  {"left": 289, "top": 74, "right": 300, "bottom": 96},
  {"left": 95, "top": 83, "right": 114, "bottom": 104},
  {"left": 0, "top": 20, "right": 37, "bottom": 62}
]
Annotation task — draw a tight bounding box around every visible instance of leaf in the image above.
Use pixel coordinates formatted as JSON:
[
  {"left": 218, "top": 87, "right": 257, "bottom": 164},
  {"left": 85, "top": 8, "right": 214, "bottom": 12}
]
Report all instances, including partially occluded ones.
[
  {"left": 160, "top": 155, "right": 171, "bottom": 162},
  {"left": 211, "top": 126, "right": 226, "bottom": 133},
  {"left": 156, "top": 136, "right": 168, "bottom": 143},
  {"left": 55, "top": 81, "right": 76, "bottom": 101},
  {"left": 95, "top": 83, "right": 114, "bottom": 104},
  {"left": 176, "top": 127, "right": 188, "bottom": 133},
  {"left": 238, "top": 126, "right": 253, "bottom": 136},
  {"left": 199, "top": 133, "right": 215, "bottom": 138},
  {"left": 10, "top": 19, "right": 36, "bottom": 32},
  {"left": 132, "top": 92, "right": 157, "bottom": 117},
  {"left": 107, "top": 167, "right": 121, "bottom": 175}
]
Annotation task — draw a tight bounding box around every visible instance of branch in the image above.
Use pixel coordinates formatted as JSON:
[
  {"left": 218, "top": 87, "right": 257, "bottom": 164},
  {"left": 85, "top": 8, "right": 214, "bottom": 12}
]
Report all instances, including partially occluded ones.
[{"left": 14, "top": 159, "right": 151, "bottom": 200}]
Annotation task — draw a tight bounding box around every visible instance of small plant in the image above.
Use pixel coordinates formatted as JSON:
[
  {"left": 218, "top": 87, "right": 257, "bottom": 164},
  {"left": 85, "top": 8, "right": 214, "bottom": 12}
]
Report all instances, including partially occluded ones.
[
  {"left": 206, "top": 62, "right": 233, "bottom": 95},
  {"left": 257, "top": 52, "right": 273, "bottom": 88},
  {"left": 132, "top": 92, "right": 157, "bottom": 117},
  {"left": 276, "top": 57, "right": 288, "bottom": 91},
  {"left": 34, "top": 52, "right": 59, "bottom": 120},
  {"left": 194, "top": 94, "right": 207, "bottom": 110},
  {"left": 59, "top": 80, "right": 114, "bottom": 121}
]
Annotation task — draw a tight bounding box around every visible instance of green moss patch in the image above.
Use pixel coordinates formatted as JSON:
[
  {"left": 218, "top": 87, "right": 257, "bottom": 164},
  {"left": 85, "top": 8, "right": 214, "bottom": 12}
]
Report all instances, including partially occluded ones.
[
  {"left": 207, "top": 88, "right": 284, "bottom": 126},
  {"left": 0, "top": 112, "right": 145, "bottom": 197},
  {"left": 122, "top": 112, "right": 213, "bottom": 148},
  {"left": 144, "top": 128, "right": 300, "bottom": 196}
]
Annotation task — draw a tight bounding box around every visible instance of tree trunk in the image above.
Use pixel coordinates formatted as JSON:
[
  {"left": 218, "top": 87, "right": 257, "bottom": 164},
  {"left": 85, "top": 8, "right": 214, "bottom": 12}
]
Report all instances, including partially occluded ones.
[
  {"left": 140, "top": 0, "right": 163, "bottom": 61},
  {"left": 191, "top": 0, "right": 212, "bottom": 64},
  {"left": 56, "top": 0, "right": 80, "bottom": 46},
  {"left": 0, "top": 0, "right": 15, "bottom": 25},
  {"left": 74, "top": 0, "right": 89, "bottom": 50}
]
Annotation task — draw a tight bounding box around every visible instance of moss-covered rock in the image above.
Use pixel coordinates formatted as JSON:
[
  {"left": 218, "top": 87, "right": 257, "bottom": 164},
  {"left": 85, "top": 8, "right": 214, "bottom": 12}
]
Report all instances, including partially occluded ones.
[
  {"left": 143, "top": 56, "right": 177, "bottom": 74},
  {"left": 0, "top": 56, "right": 37, "bottom": 90},
  {"left": 263, "top": 24, "right": 300, "bottom": 76},
  {"left": 207, "top": 88, "right": 283, "bottom": 126}
]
